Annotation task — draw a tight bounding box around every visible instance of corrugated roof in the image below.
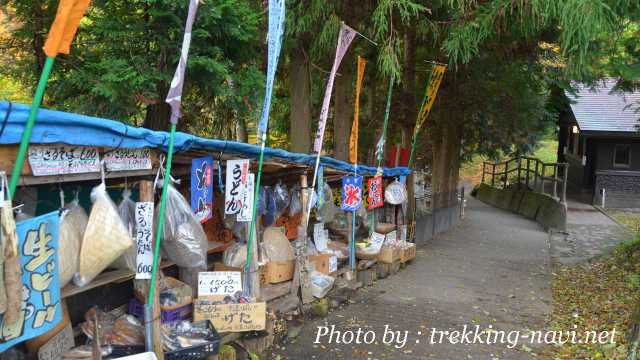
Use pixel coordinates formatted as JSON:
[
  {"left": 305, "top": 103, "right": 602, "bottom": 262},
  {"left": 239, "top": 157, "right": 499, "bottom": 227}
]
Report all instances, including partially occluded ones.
[{"left": 565, "top": 78, "right": 640, "bottom": 133}]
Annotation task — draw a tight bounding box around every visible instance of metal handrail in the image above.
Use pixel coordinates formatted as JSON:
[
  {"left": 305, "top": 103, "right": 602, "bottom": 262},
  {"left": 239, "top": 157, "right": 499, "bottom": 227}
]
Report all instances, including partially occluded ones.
[{"left": 481, "top": 156, "right": 568, "bottom": 204}]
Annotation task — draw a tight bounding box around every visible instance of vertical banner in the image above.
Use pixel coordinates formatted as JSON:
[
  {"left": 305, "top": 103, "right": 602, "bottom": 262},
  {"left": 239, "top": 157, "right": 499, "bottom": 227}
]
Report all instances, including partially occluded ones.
[
  {"left": 367, "top": 176, "right": 383, "bottom": 209},
  {"left": 349, "top": 56, "right": 367, "bottom": 165},
  {"left": 225, "top": 159, "right": 250, "bottom": 215},
  {"left": 414, "top": 64, "right": 446, "bottom": 137},
  {"left": 237, "top": 173, "right": 255, "bottom": 222},
  {"left": 316, "top": 165, "right": 324, "bottom": 208},
  {"left": 313, "top": 24, "right": 357, "bottom": 153},
  {"left": 0, "top": 212, "right": 62, "bottom": 352},
  {"left": 165, "top": 0, "right": 200, "bottom": 124},
  {"left": 191, "top": 156, "right": 214, "bottom": 223},
  {"left": 341, "top": 176, "right": 363, "bottom": 211},
  {"left": 257, "top": 0, "right": 286, "bottom": 136},
  {"left": 376, "top": 77, "right": 394, "bottom": 169},
  {"left": 135, "top": 202, "right": 154, "bottom": 280}
]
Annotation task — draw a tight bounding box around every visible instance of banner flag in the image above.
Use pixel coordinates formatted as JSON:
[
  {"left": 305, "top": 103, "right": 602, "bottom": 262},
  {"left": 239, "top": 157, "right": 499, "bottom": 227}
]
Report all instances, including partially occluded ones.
[
  {"left": 257, "top": 0, "right": 286, "bottom": 136},
  {"left": 341, "top": 176, "right": 363, "bottom": 211},
  {"left": 413, "top": 64, "right": 446, "bottom": 137},
  {"left": 166, "top": 0, "right": 200, "bottom": 124},
  {"left": 349, "top": 56, "right": 366, "bottom": 165},
  {"left": 43, "top": 0, "right": 91, "bottom": 57},
  {"left": 313, "top": 23, "right": 357, "bottom": 153}
]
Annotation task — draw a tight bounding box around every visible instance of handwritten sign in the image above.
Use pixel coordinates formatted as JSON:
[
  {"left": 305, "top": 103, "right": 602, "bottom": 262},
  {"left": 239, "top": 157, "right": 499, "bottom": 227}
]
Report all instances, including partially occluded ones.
[
  {"left": 237, "top": 173, "right": 255, "bottom": 222},
  {"left": 385, "top": 230, "right": 398, "bottom": 246},
  {"left": 28, "top": 145, "right": 100, "bottom": 176},
  {"left": 0, "top": 212, "right": 62, "bottom": 352},
  {"left": 225, "top": 159, "right": 250, "bottom": 215},
  {"left": 341, "top": 176, "right": 362, "bottom": 211},
  {"left": 193, "top": 301, "right": 266, "bottom": 332},
  {"left": 329, "top": 255, "right": 338, "bottom": 273},
  {"left": 369, "top": 232, "right": 385, "bottom": 253},
  {"left": 367, "top": 176, "right": 383, "bottom": 209},
  {"left": 37, "top": 323, "right": 74, "bottom": 360},
  {"left": 198, "top": 272, "right": 242, "bottom": 297},
  {"left": 103, "top": 148, "right": 152, "bottom": 172},
  {"left": 191, "top": 156, "right": 214, "bottom": 223},
  {"left": 313, "top": 223, "right": 328, "bottom": 252},
  {"left": 134, "top": 202, "right": 154, "bottom": 280}
]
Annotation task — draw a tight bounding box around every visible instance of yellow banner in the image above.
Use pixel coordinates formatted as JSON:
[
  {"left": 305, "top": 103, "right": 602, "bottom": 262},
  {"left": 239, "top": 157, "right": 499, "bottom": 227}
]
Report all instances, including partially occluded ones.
[
  {"left": 414, "top": 64, "right": 446, "bottom": 137},
  {"left": 349, "top": 56, "right": 367, "bottom": 165}
]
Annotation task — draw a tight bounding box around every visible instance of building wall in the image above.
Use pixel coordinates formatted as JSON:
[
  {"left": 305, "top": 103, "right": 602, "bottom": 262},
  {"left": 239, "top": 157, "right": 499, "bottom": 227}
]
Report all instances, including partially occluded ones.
[
  {"left": 595, "top": 139, "right": 640, "bottom": 171},
  {"left": 592, "top": 139, "right": 640, "bottom": 207}
]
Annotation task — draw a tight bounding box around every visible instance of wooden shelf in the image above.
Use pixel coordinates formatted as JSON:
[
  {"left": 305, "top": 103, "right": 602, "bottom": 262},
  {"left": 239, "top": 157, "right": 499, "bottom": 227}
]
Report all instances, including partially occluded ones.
[{"left": 61, "top": 241, "right": 230, "bottom": 299}]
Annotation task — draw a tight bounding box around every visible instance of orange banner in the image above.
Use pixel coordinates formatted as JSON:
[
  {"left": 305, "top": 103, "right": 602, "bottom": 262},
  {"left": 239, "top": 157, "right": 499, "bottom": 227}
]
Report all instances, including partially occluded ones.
[
  {"left": 43, "top": 0, "right": 91, "bottom": 58},
  {"left": 349, "top": 56, "right": 367, "bottom": 165},
  {"left": 414, "top": 64, "right": 446, "bottom": 137}
]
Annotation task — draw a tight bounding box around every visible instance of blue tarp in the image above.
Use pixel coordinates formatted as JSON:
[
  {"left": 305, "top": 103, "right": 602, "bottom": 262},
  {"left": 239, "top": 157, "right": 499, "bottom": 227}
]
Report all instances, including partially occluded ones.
[{"left": 0, "top": 102, "right": 410, "bottom": 177}]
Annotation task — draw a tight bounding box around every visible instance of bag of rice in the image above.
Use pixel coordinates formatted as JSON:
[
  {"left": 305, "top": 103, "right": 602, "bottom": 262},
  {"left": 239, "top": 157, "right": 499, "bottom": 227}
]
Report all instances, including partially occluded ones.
[
  {"left": 111, "top": 188, "right": 137, "bottom": 271},
  {"left": 74, "top": 183, "right": 134, "bottom": 287},
  {"left": 59, "top": 198, "right": 88, "bottom": 287}
]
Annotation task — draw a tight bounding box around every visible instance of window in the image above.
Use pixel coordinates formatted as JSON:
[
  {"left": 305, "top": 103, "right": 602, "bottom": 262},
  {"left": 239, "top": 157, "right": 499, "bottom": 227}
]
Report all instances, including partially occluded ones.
[{"left": 613, "top": 144, "right": 631, "bottom": 167}]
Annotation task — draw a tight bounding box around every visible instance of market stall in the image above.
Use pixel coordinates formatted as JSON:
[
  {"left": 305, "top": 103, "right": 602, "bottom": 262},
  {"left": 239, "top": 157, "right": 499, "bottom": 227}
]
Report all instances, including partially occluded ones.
[{"left": 0, "top": 101, "right": 414, "bottom": 359}]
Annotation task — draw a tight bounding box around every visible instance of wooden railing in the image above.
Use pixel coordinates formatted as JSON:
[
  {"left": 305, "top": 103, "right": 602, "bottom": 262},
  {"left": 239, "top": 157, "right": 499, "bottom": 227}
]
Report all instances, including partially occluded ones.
[{"left": 481, "top": 156, "right": 569, "bottom": 204}]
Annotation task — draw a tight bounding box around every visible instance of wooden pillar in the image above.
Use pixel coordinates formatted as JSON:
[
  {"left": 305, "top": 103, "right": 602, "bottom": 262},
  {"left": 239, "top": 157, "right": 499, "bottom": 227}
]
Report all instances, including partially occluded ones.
[
  {"left": 296, "top": 175, "right": 313, "bottom": 304},
  {"left": 136, "top": 180, "right": 163, "bottom": 360}
]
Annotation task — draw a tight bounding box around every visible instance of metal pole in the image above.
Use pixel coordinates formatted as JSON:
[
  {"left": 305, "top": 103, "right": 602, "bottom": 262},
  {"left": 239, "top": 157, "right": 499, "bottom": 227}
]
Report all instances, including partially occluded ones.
[
  {"left": 491, "top": 163, "right": 496, "bottom": 187},
  {"left": 561, "top": 164, "right": 568, "bottom": 204},
  {"left": 553, "top": 164, "right": 558, "bottom": 199},
  {"left": 517, "top": 158, "right": 522, "bottom": 189},
  {"left": 481, "top": 162, "right": 486, "bottom": 184},
  {"left": 525, "top": 159, "right": 530, "bottom": 189}
]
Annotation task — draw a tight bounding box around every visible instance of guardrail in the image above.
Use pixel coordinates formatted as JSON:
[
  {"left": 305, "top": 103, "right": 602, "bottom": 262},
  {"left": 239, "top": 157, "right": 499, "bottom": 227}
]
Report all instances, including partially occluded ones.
[{"left": 481, "top": 156, "right": 569, "bottom": 204}]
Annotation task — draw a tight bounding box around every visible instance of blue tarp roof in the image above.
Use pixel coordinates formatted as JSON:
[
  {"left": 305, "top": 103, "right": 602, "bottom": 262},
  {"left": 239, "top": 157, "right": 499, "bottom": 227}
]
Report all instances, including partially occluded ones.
[{"left": 0, "top": 102, "right": 410, "bottom": 177}]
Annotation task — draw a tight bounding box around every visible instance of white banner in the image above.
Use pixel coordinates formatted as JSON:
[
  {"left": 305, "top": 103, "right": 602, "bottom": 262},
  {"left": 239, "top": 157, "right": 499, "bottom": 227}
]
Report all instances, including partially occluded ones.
[
  {"left": 237, "top": 173, "right": 255, "bottom": 222},
  {"left": 225, "top": 159, "right": 250, "bottom": 215},
  {"left": 134, "top": 202, "right": 154, "bottom": 279}
]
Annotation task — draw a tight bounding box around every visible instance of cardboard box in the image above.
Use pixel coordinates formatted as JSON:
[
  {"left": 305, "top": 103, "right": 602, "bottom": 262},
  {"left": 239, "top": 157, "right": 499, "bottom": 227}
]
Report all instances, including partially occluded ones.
[
  {"left": 377, "top": 246, "right": 401, "bottom": 264},
  {"left": 265, "top": 260, "right": 295, "bottom": 283},
  {"left": 400, "top": 243, "right": 417, "bottom": 263},
  {"left": 214, "top": 262, "right": 267, "bottom": 285},
  {"left": 309, "top": 253, "right": 338, "bottom": 276},
  {"left": 194, "top": 301, "right": 266, "bottom": 332}
]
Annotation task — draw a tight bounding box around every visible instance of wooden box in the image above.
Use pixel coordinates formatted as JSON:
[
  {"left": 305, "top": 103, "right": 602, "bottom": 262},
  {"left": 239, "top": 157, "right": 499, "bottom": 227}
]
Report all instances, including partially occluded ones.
[
  {"left": 400, "top": 243, "right": 417, "bottom": 263},
  {"left": 377, "top": 246, "right": 401, "bottom": 264},
  {"left": 264, "top": 260, "right": 295, "bottom": 284}
]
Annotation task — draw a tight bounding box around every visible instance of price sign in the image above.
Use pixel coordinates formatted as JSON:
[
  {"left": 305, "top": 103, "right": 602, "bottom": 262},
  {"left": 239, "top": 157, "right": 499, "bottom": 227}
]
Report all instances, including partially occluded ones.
[
  {"left": 313, "top": 223, "right": 327, "bottom": 252},
  {"left": 237, "top": 173, "right": 254, "bottom": 222},
  {"left": 369, "top": 232, "right": 385, "bottom": 252},
  {"left": 104, "top": 148, "right": 152, "bottom": 171},
  {"left": 385, "top": 230, "right": 398, "bottom": 246},
  {"left": 194, "top": 302, "right": 266, "bottom": 332},
  {"left": 28, "top": 145, "right": 100, "bottom": 176},
  {"left": 134, "top": 202, "right": 154, "bottom": 280},
  {"left": 198, "top": 271, "right": 242, "bottom": 297},
  {"left": 329, "top": 256, "right": 338, "bottom": 273}
]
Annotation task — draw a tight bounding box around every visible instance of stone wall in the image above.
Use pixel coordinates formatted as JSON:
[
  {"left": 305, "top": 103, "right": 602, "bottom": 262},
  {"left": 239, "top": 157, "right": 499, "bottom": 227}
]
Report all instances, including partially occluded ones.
[
  {"left": 475, "top": 183, "right": 567, "bottom": 231},
  {"left": 594, "top": 170, "right": 640, "bottom": 208}
]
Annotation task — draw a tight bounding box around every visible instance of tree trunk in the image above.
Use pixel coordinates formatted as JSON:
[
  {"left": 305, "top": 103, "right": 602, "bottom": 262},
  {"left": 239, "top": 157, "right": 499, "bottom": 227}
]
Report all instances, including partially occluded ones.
[
  {"left": 143, "top": 101, "right": 171, "bottom": 131},
  {"left": 332, "top": 51, "right": 354, "bottom": 161},
  {"left": 400, "top": 23, "right": 417, "bottom": 150},
  {"left": 236, "top": 116, "right": 248, "bottom": 143},
  {"left": 289, "top": 44, "right": 312, "bottom": 153},
  {"left": 431, "top": 115, "right": 462, "bottom": 209}
]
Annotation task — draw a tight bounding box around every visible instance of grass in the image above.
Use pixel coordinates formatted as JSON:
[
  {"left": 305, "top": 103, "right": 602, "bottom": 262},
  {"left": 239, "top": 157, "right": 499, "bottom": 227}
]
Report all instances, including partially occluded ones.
[
  {"left": 459, "top": 138, "right": 559, "bottom": 185},
  {"left": 543, "top": 238, "right": 640, "bottom": 359},
  {"left": 608, "top": 211, "right": 640, "bottom": 234}
]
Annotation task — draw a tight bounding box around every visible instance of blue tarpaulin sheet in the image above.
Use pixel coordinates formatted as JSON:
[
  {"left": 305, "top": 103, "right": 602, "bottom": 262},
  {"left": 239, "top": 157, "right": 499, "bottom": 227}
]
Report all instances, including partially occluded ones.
[{"left": 0, "top": 102, "right": 410, "bottom": 177}]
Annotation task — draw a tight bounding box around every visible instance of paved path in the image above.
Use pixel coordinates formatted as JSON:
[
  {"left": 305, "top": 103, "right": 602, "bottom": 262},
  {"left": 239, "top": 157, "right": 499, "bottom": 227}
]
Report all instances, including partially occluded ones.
[
  {"left": 273, "top": 197, "right": 552, "bottom": 359},
  {"left": 548, "top": 199, "right": 633, "bottom": 265}
]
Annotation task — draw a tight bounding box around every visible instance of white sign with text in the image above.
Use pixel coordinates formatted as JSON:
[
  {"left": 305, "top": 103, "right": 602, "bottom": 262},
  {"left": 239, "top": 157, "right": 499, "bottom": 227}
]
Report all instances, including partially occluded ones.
[
  {"left": 28, "top": 145, "right": 100, "bottom": 176},
  {"left": 104, "top": 148, "right": 152, "bottom": 171},
  {"left": 134, "top": 202, "right": 154, "bottom": 280},
  {"left": 198, "top": 271, "right": 242, "bottom": 297}
]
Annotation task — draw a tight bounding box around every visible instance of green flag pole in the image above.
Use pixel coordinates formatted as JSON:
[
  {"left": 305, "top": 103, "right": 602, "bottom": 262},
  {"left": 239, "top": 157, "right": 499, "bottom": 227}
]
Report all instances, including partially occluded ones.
[
  {"left": 245, "top": 133, "right": 267, "bottom": 276},
  {"left": 8, "top": 56, "right": 55, "bottom": 199}
]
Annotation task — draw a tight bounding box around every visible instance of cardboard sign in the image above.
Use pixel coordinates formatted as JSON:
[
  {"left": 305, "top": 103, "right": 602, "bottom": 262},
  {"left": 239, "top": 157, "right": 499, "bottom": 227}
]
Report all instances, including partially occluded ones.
[
  {"left": 237, "top": 173, "right": 255, "bottom": 222},
  {"left": 313, "top": 223, "right": 328, "bottom": 252},
  {"left": 0, "top": 212, "right": 62, "bottom": 352},
  {"left": 198, "top": 272, "right": 242, "bottom": 297},
  {"left": 367, "top": 176, "right": 384, "bottom": 209},
  {"left": 28, "top": 145, "right": 100, "bottom": 176},
  {"left": 37, "top": 323, "right": 74, "bottom": 360},
  {"left": 103, "top": 148, "right": 152, "bottom": 171},
  {"left": 225, "top": 159, "right": 250, "bottom": 214},
  {"left": 191, "top": 156, "right": 214, "bottom": 223},
  {"left": 369, "top": 232, "right": 385, "bottom": 253},
  {"left": 341, "top": 176, "right": 363, "bottom": 211},
  {"left": 193, "top": 301, "right": 266, "bottom": 332},
  {"left": 134, "top": 202, "right": 154, "bottom": 280}
]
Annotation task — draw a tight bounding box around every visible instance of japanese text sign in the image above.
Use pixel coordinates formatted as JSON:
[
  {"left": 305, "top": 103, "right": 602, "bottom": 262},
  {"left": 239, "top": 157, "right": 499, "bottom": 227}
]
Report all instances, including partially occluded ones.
[
  {"left": 194, "top": 301, "right": 266, "bottom": 332},
  {"left": 198, "top": 272, "right": 242, "bottom": 297},
  {"left": 134, "top": 202, "right": 154, "bottom": 280},
  {"left": 191, "top": 156, "right": 214, "bottom": 223},
  {"left": 103, "top": 148, "right": 152, "bottom": 172},
  {"left": 28, "top": 145, "right": 99, "bottom": 176},
  {"left": 367, "top": 176, "right": 383, "bottom": 209},
  {"left": 0, "top": 212, "right": 62, "bottom": 352},
  {"left": 237, "top": 173, "right": 255, "bottom": 222},
  {"left": 341, "top": 176, "right": 362, "bottom": 211},
  {"left": 225, "top": 159, "right": 250, "bottom": 215}
]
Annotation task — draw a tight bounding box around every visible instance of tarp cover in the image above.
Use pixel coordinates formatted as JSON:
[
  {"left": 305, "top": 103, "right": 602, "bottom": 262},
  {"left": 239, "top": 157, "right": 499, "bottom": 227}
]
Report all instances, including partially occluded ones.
[{"left": 0, "top": 102, "right": 410, "bottom": 177}]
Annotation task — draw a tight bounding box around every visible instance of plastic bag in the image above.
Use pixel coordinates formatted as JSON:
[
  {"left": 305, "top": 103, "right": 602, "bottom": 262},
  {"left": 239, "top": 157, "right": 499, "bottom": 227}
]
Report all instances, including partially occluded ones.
[
  {"left": 273, "top": 181, "right": 290, "bottom": 216},
  {"left": 310, "top": 271, "right": 335, "bottom": 298},
  {"left": 75, "top": 183, "right": 134, "bottom": 287},
  {"left": 256, "top": 186, "right": 267, "bottom": 215},
  {"left": 160, "top": 184, "right": 208, "bottom": 268},
  {"left": 288, "top": 186, "right": 302, "bottom": 216},
  {"left": 317, "top": 183, "right": 338, "bottom": 222},
  {"left": 59, "top": 199, "right": 88, "bottom": 287},
  {"left": 262, "top": 226, "right": 295, "bottom": 261},
  {"left": 262, "top": 187, "right": 277, "bottom": 227},
  {"left": 223, "top": 242, "right": 248, "bottom": 268},
  {"left": 81, "top": 307, "right": 144, "bottom": 346},
  {"left": 385, "top": 179, "right": 408, "bottom": 205},
  {"left": 111, "top": 189, "right": 137, "bottom": 271}
]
